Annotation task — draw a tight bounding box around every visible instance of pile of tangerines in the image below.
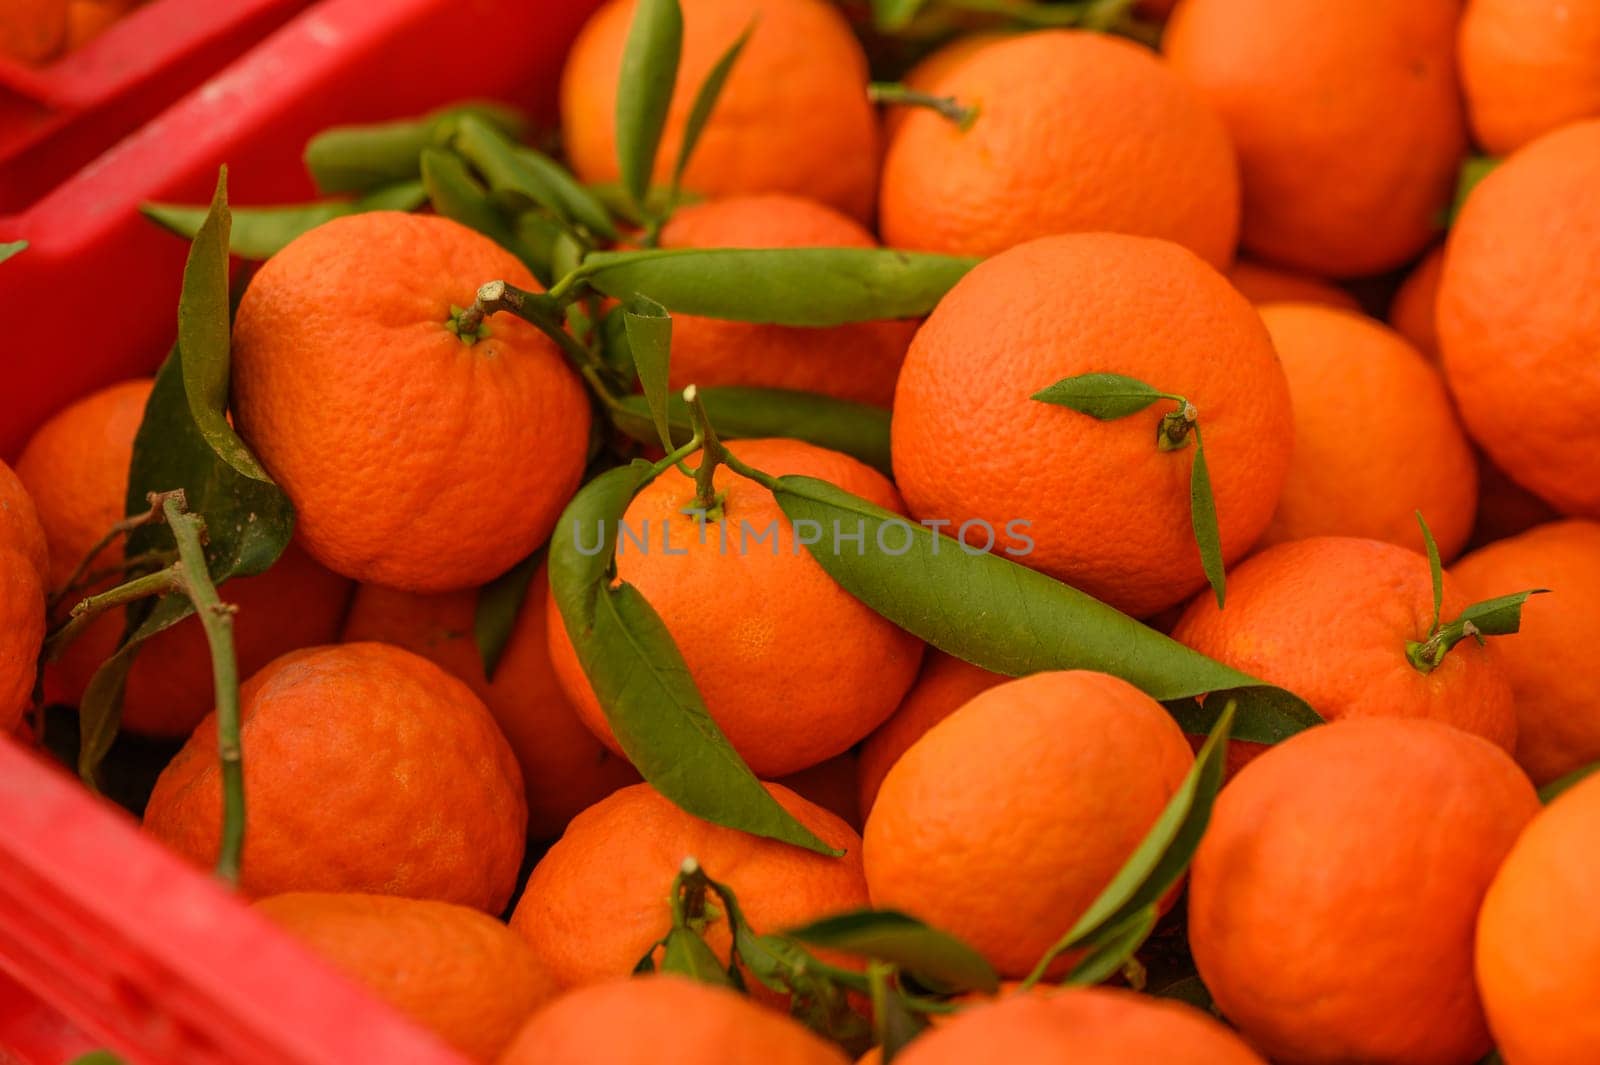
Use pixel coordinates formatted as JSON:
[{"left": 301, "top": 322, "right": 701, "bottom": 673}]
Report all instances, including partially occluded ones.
[{"left": 4, "top": 0, "right": 1599, "bottom": 1062}]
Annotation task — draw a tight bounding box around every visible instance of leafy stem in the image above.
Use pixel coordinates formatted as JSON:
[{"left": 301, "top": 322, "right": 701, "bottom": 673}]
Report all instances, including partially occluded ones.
[
  {"left": 160, "top": 493, "right": 245, "bottom": 885},
  {"left": 1406, "top": 512, "right": 1546, "bottom": 675},
  {"left": 46, "top": 494, "right": 177, "bottom": 613},
  {"left": 463, "top": 279, "right": 631, "bottom": 402},
  {"left": 42, "top": 491, "right": 246, "bottom": 885},
  {"left": 682, "top": 385, "right": 728, "bottom": 518},
  {"left": 868, "top": 82, "right": 979, "bottom": 130},
  {"left": 1032, "top": 372, "right": 1225, "bottom": 606}
]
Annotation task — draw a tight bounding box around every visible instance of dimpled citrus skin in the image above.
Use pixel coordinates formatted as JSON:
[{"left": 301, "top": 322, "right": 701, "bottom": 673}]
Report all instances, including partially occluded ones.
[
  {"left": 0, "top": 458, "right": 48, "bottom": 584},
  {"left": 18, "top": 379, "right": 355, "bottom": 736},
  {"left": 548, "top": 438, "right": 924, "bottom": 778},
  {"left": 880, "top": 30, "right": 1239, "bottom": 266},
  {"left": 560, "top": 0, "right": 879, "bottom": 221},
  {"left": 144, "top": 643, "right": 527, "bottom": 913},
  {"left": 1452, "top": 520, "right": 1600, "bottom": 785},
  {"left": 1164, "top": 0, "right": 1465, "bottom": 276},
  {"left": 0, "top": 553, "right": 43, "bottom": 735},
  {"left": 1460, "top": 0, "right": 1600, "bottom": 155},
  {"left": 891, "top": 232, "right": 1292, "bottom": 619},
  {"left": 340, "top": 564, "right": 639, "bottom": 841},
  {"left": 1438, "top": 120, "right": 1600, "bottom": 518},
  {"left": 0, "top": 459, "right": 46, "bottom": 734},
  {"left": 1255, "top": 304, "right": 1478, "bottom": 559},
  {"left": 1225, "top": 259, "right": 1358, "bottom": 311},
  {"left": 257, "top": 892, "right": 558, "bottom": 1064},
  {"left": 892, "top": 987, "right": 1267, "bottom": 1065},
  {"left": 16, "top": 378, "right": 150, "bottom": 591},
  {"left": 1172, "top": 537, "right": 1518, "bottom": 753},
  {"left": 857, "top": 651, "right": 1005, "bottom": 817},
  {"left": 509, "top": 782, "right": 867, "bottom": 991},
  {"left": 230, "top": 212, "right": 590, "bottom": 592},
  {"left": 1189, "top": 718, "right": 1540, "bottom": 1065},
  {"left": 1476, "top": 772, "right": 1600, "bottom": 1065},
  {"left": 655, "top": 196, "right": 917, "bottom": 407},
  {"left": 0, "top": 0, "right": 67, "bottom": 63},
  {"left": 1389, "top": 245, "right": 1445, "bottom": 360},
  {"left": 864, "top": 671, "right": 1195, "bottom": 978},
  {"left": 499, "top": 976, "right": 852, "bottom": 1065}
]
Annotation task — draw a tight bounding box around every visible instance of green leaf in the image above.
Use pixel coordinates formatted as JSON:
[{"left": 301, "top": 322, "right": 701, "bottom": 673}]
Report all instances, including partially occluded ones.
[
  {"left": 871, "top": 0, "right": 930, "bottom": 30},
  {"left": 548, "top": 463, "right": 837, "bottom": 854},
  {"left": 303, "top": 102, "right": 524, "bottom": 195},
  {"left": 1449, "top": 155, "right": 1501, "bottom": 225},
  {"left": 615, "top": 0, "right": 684, "bottom": 207},
  {"left": 784, "top": 909, "right": 998, "bottom": 994},
  {"left": 515, "top": 149, "right": 620, "bottom": 241},
  {"left": 659, "top": 926, "right": 736, "bottom": 987},
  {"left": 1031, "top": 372, "right": 1169, "bottom": 420},
  {"left": 1189, "top": 425, "right": 1225, "bottom": 608},
  {"left": 610, "top": 386, "right": 891, "bottom": 475},
  {"left": 419, "top": 147, "right": 532, "bottom": 264},
  {"left": 670, "top": 22, "right": 753, "bottom": 198},
  {"left": 0, "top": 240, "right": 27, "bottom": 264},
  {"left": 768, "top": 477, "right": 1318, "bottom": 742},
  {"left": 81, "top": 175, "right": 295, "bottom": 785},
  {"left": 474, "top": 551, "right": 542, "bottom": 680},
  {"left": 587, "top": 180, "right": 698, "bottom": 226},
  {"left": 176, "top": 169, "right": 269, "bottom": 484},
  {"left": 1025, "top": 702, "right": 1235, "bottom": 985},
  {"left": 869, "top": 965, "right": 927, "bottom": 1065},
  {"left": 142, "top": 181, "right": 427, "bottom": 260},
  {"left": 571, "top": 247, "right": 977, "bottom": 326},
  {"left": 450, "top": 114, "right": 618, "bottom": 241},
  {"left": 1538, "top": 760, "right": 1600, "bottom": 804},
  {"left": 623, "top": 296, "right": 676, "bottom": 452},
  {"left": 1457, "top": 589, "right": 1546, "bottom": 637},
  {"left": 1418, "top": 511, "right": 1443, "bottom": 633},
  {"left": 66, "top": 1052, "right": 129, "bottom": 1065},
  {"left": 1062, "top": 905, "right": 1158, "bottom": 988}
]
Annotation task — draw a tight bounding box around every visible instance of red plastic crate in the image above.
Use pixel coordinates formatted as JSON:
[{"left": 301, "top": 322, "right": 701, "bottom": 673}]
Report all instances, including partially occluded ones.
[
  {"left": 0, "top": 0, "right": 317, "bottom": 214},
  {"left": 0, "top": 0, "right": 600, "bottom": 461},
  {"left": 0, "top": 0, "right": 603, "bottom": 1059}
]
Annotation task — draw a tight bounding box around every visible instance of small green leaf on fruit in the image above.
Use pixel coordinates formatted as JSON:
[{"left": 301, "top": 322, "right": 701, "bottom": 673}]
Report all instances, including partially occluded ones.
[
  {"left": 1418, "top": 511, "right": 1443, "bottom": 633},
  {"left": 615, "top": 0, "right": 684, "bottom": 207},
  {"left": 671, "top": 22, "right": 753, "bottom": 199},
  {"left": 1032, "top": 372, "right": 1168, "bottom": 419},
  {"left": 1190, "top": 425, "right": 1225, "bottom": 608},
  {"left": 623, "top": 295, "right": 676, "bottom": 452}
]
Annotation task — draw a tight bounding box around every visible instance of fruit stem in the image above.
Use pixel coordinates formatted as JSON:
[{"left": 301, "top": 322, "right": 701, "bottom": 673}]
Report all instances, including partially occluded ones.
[
  {"left": 46, "top": 492, "right": 178, "bottom": 613},
  {"left": 43, "top": 566, "right": 181, "bottom": 662},
  {"left": 161, "top": 492, "right": 245, "bottom": 887},
  {"left": 682, "top": 386, "right": 728, "bottom": 519},
  {"left": 1156, "top": 400, "right": 1198, "bottom": 451},
  {"left": 867, "top": 82, "right": 979, "bottom": 131}
]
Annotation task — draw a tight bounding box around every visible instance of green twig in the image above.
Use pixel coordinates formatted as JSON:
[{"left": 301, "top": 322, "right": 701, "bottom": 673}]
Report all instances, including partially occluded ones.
[
  {"left": 682, "top": 385, "right": 728, "bottom": 517},
  {"left": 161, "top": 493, "right": 245, "bottom": 886},
  {"left": 44, "top": 566, "right": 181, "bottom": 660},
  {"left": 868, "top": 82, "right": 979, "bottom": 130},
  {"left": 46, "top": 493, "right": 178, "bottom": 612}
]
